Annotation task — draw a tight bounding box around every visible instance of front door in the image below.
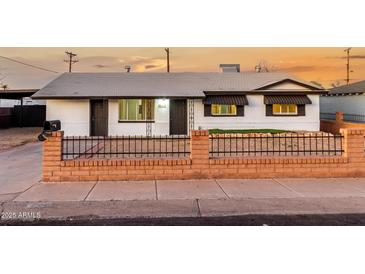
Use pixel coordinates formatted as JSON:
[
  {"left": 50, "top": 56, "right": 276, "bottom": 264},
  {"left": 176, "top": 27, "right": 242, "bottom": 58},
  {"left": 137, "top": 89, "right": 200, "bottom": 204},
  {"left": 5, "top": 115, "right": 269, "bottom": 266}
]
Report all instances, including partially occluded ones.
[
  {"left": 90, "top": 99, "right": 108, "bottom": 136},
  {"left": 169, "top": 99, "right": 187, "bottom": 135}
]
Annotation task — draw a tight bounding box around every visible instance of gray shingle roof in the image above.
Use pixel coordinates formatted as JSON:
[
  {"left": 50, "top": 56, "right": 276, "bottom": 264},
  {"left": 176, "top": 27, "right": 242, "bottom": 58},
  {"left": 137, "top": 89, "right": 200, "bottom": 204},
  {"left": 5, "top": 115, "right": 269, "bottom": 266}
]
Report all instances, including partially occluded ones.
[
  {"left": 32, "top": 72, "right": 322, "bottom": 99},
  {"left": 329, "top": 80, "right": 365, "bottom": 95}
]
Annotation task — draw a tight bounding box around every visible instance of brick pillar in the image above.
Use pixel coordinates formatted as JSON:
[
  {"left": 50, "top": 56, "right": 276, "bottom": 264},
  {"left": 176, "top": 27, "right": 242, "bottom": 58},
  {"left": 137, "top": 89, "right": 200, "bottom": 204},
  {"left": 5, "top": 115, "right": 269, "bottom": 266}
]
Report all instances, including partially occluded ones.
[
  {"left": 42, "top": 131, "right": 63, "bottom": 182},
  {"left": 190, "top": 130, "right": 209, "bottom": 164},
  {"left": 340, "top": 128, "right": 364, "bottom": 162},
  {"left": 336, "top": 112, "right": 344, "bottom": 122}
]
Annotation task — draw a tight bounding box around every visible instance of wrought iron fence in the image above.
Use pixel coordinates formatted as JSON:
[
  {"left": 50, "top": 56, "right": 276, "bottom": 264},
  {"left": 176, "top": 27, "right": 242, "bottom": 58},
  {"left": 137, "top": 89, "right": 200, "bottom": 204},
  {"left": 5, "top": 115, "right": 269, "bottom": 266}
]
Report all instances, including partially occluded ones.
[
  {"left": 320, "top": 112, "right": 365, "bottom": 123},
  {"left": 209, "top": 133, "right": 343, "bottom": 157},
  {"left": 343, "top": 113, "right": 365, "bottom": 123},
  {"left": 62, "top": 135, "right": 190, "bottom": 160},
  {"left": 320, "top": 112, "right": 336, "bottom": 120}
]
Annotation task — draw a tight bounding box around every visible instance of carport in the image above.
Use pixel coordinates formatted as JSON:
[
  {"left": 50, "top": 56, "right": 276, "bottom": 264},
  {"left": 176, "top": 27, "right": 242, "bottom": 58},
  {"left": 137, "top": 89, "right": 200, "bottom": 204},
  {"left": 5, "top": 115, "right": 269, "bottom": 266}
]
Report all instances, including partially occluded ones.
[{"left": 0, "top": 89, "right": 41, "bottom": 127}]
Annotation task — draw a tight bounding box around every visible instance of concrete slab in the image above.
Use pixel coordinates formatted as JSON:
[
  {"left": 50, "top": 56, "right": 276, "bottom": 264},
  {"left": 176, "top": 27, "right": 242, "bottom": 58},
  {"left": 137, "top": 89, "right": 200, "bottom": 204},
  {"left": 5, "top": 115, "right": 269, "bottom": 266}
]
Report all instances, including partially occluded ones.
[
  {"left": 217, "top": 179, "right": 298, "bottom": 198},
  {"left": 157, "top": 179, "right": 226, "bottom": 200},
  {"left": 276, "top": 178, "right": 364, "bottom": 198},
  {"left": 334, "top": 178, "right": 365, "bottom": 194},
  {"left": 14, "top": 182, "right": 95, "bottom": 202},
  {"left": 199, "top": 197, "right": 365, "bottom": 217},
  {"left": 86, "top": 181, "right": 156, "bottom": 201},
  {"left": 2, "top": 200, "right": 199, "bottom": 220},
  {"left": 0, "top": 143, "right": 42, "bottom": 195}
]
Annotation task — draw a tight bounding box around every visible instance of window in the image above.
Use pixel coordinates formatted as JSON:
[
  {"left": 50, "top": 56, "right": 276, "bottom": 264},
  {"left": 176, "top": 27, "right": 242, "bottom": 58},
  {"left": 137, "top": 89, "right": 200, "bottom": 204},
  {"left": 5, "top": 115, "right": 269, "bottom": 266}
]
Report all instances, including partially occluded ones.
[
  {"left": 272, "top": 104, "right": 297, "bottom": 115},
  {"left": 211, "top": 104, "right": 237, "bottom": 116},
  {"left": 119, "top": 99, "right": 155, "bottom": 121}
]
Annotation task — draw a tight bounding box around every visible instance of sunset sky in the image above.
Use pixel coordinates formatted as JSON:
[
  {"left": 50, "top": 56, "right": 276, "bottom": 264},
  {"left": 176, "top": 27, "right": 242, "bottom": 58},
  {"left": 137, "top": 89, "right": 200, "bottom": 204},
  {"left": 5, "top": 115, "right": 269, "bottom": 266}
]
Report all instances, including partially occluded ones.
[{"left": 0, "top": 47, "right": 364, "bottom": 89}]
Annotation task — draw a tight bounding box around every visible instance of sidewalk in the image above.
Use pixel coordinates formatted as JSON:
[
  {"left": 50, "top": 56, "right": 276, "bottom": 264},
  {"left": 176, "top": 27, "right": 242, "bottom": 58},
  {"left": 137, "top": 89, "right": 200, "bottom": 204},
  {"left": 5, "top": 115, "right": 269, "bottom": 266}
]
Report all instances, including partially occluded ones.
[{"left": 2, "top": 178, "right": 365, "bottom": 223}]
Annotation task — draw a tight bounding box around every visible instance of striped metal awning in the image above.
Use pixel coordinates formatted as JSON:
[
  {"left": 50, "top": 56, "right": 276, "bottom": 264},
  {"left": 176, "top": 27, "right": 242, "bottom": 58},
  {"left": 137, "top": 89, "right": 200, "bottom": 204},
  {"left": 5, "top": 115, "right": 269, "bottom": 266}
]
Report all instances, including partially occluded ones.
[
  {"left": 203, "top": 95, "right": 248, "bottom": 105},
  {"left": 264, "top": 95, "right": 312, "bottom": 105}
]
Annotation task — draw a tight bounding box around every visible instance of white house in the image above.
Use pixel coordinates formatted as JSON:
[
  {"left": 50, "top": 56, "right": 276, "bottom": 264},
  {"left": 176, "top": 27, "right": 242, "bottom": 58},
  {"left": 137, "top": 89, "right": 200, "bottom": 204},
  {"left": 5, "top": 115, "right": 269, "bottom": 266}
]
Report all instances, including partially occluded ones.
[
  {"left": 320, "top": 80, "right": 365, "bottom": 121},
  {"left": 32, "top": 72, "right": 325, "bottom": 136}
]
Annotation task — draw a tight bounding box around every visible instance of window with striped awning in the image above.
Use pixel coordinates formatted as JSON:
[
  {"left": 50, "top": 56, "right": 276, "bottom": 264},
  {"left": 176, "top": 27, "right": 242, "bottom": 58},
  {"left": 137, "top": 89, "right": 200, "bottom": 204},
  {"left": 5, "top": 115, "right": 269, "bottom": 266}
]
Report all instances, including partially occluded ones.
[
  {"left": 202, "top": 95, "right": 248, "bottom": 105},
  {"left": 203, "top": 95, "right": 247, "bottom": 117},
  {"left": 263, "top": 95, "right": 312, "bottom": 105}
]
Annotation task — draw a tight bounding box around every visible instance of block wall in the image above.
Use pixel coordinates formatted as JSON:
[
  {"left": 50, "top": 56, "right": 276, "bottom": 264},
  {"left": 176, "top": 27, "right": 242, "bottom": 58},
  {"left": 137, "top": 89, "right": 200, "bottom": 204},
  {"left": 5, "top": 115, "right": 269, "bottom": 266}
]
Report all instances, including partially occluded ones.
[{"left": 42, "top": 129, "right": 365, "bottom": 182}]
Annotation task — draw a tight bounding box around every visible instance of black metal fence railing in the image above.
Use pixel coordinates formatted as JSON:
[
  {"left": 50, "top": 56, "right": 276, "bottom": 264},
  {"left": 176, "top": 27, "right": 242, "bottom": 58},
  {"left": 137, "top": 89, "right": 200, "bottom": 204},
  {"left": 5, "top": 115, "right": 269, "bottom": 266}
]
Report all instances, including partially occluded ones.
[
  {"left": 343, "top": 113, "right": 365, "bottom": 123},
  {"left": 320, "top": 112, "right": 336, "bottom": 120},
  {"left": 320, "top": 112, "right": 365, "bottom": 123},
  {"left": 209, "top": 133, "right": 344, "bottom": 157},
  {"left": 62, "top": 135, "right": 190, "bottom": 160}
]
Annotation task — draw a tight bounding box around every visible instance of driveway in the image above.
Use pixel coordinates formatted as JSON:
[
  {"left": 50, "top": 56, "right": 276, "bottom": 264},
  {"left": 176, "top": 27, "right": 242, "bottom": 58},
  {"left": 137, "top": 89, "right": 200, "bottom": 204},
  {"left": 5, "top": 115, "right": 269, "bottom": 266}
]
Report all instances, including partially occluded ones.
[{"left": 0, "top": 142, "right": 42, "bottom": 199}]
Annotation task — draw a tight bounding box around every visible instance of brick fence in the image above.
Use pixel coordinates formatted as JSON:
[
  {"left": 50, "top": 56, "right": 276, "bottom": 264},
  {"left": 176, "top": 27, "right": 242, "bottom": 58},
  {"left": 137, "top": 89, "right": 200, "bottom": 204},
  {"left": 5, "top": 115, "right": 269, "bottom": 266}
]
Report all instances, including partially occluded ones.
[
  {"left": 321, "top": 112, "right": 365, "bottom": 134},
  {"left": 42, "top": 129, "right": 365, "bottom": 182}
]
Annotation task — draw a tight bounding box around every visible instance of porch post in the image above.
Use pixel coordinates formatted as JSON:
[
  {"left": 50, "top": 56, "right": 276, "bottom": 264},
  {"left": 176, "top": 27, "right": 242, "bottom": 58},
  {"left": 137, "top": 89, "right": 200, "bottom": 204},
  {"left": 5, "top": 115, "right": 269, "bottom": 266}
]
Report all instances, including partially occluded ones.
[
  {"left": 188, "top": 99, "right": 195, "bottom": 134},
  {"left": 146, "top": 100, "right": 153, "bottom": 136}
]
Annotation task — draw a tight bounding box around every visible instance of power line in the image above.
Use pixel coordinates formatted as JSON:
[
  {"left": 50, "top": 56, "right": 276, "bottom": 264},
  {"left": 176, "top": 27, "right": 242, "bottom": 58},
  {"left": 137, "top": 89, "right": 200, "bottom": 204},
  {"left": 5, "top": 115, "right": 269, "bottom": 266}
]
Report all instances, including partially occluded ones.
[
  {"left": 64, "top": 51, "right": 78, "bottom": 72},
  {"left": 0, "top": 55, "right": 59, "bottom": 73}
]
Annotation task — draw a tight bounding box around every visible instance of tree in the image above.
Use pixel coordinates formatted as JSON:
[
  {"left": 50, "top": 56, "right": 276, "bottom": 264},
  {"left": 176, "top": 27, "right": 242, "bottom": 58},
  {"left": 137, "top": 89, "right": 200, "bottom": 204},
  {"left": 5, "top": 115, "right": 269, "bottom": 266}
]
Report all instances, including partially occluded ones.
[
  {"left": 254, "top": 60, "right": 277, "bottom": 72},
  {"left": 330, "top": 81, "right": 342, "bottom": 88}
]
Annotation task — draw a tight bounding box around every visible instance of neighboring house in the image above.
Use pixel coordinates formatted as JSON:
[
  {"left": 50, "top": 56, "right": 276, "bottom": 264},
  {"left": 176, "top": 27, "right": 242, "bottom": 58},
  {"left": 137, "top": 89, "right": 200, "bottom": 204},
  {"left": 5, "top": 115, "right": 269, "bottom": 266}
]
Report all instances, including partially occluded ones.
[
  {"left": 320, "top": 80, "right": 365, "bottom": 121},
  {"left": 32, "top": 71, "right": 325, "bottom": 136}
]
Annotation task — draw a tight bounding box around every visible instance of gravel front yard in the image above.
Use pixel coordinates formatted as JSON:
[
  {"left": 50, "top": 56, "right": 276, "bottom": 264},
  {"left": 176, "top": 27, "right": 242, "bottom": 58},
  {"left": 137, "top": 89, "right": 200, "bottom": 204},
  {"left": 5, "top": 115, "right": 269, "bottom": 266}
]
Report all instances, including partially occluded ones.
[{"left": 0, "top": 127, "right": 41, "bottom": 152}]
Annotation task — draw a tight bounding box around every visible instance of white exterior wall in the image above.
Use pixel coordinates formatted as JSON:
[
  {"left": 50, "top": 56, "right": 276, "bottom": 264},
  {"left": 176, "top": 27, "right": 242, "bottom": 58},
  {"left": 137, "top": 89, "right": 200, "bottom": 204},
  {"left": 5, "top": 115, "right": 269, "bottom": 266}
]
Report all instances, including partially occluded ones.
[
  {"left": 108, "top": 99, "right": 170, "bottom": 135},
  {"left": 46, "top": 100, "right": 90, "bottom": 136},
  {"left": 320, "top": 94, "right": 365, "bottom": 115},
  {"left": 194, "top": 95, "right": 320, "bottom": 131},
  {"left": 270, "top": 82, "right": 310, "bottom": 90},
  {"left": 47, "top": 94, "right": 320, "bottom": 137}
]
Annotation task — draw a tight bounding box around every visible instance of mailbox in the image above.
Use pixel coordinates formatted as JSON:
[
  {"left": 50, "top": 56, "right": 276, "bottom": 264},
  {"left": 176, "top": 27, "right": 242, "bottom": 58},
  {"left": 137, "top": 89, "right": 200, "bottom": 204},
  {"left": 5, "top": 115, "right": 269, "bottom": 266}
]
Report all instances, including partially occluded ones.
[
  {"left": 38, "top": 120, "right": 61, "bottom": 141},
  {"left": 43, "top": 120, "right": 61, "bottom": 132}
]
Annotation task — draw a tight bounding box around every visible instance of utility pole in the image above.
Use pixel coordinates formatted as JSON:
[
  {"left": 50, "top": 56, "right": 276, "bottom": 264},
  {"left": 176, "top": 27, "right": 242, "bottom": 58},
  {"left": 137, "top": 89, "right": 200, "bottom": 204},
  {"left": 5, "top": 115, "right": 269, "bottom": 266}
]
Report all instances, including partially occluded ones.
[
  {"left": 124, "top": 65, "right": 131, "bottom": 73},
  {"left": 64, "top": 51, "right": 78, "bottom": 72},
  {"left": 344, "top": 47, "right": 352, "bottom": 85},
  {"left": 164, "top": 48, "right": 170, "bottom": 73}
]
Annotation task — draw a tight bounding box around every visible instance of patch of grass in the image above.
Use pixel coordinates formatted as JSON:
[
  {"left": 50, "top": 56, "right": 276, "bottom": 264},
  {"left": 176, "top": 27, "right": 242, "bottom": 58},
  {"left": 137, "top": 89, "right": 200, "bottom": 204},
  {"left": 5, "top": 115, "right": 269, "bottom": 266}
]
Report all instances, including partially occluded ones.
[{"left": 208, "top": 128, "right": 290, "bottom": 134}]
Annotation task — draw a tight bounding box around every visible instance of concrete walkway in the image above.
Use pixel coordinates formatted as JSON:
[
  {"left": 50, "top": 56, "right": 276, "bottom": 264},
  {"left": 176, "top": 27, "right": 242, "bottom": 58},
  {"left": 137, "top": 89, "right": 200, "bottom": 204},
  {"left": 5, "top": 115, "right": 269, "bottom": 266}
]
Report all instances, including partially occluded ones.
[
  {"left": 8, "top": 177, "right": 365, "bottom": 202},
  {"left": 1, "top": 177, "right": 365, "bottom": 221}
]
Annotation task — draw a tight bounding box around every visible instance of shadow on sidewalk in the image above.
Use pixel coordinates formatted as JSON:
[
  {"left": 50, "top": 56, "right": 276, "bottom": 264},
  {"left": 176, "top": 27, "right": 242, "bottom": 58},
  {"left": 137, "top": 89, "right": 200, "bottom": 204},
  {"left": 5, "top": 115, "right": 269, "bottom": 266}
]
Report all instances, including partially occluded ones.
[{"left": 2, "top": 213, "right": 365, "bottom": 226}]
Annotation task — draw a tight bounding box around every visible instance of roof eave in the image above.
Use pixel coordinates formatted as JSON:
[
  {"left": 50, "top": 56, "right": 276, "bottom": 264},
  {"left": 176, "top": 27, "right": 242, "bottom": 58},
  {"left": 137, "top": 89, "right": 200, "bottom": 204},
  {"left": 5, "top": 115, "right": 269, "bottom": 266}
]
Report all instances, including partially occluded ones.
[{"left": 32, "top": 89, "right": 327, "bottom": 100}]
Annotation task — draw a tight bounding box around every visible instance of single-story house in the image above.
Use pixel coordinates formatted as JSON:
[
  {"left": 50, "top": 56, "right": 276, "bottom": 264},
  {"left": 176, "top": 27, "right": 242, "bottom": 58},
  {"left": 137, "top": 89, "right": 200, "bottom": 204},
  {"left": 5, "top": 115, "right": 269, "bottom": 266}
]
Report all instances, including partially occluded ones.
[
  {"left": 32, "top": 72, "right": 325, "bottom": 136},
  {"left": 320, "top": 80, "right": 365, "bottom": 121}
]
